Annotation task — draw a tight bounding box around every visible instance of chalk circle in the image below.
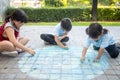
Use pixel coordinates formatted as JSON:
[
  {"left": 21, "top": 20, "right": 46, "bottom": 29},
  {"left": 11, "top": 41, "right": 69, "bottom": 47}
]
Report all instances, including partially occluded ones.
[{"left": 18, "top": 46, "right": 109, "bottom": 80}]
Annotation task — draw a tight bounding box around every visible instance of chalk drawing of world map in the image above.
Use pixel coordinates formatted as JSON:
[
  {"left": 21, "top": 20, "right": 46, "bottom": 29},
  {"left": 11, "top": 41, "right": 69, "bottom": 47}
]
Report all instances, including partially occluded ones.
[{"left": 18, "top": 46, "right": 109, "bottom": 80}]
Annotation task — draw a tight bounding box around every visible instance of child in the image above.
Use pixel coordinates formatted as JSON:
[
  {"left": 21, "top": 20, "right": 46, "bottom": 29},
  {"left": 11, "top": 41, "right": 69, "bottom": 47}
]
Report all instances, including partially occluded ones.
[
  {"left": 0, "top": 9, "right": 35, "bottom": 57},
  {"left": 80, "top": 23, "right": 119, "bottom": 62},
  {"left": 40, "top": 18, "right": 72, "bottom": 49}
]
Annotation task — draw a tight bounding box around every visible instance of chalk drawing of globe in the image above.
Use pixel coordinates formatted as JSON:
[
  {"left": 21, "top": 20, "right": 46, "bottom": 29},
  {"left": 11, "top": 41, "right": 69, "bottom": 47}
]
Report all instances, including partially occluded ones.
[{"left": 18, "top": 46, "right": 109, "bottom": 80}]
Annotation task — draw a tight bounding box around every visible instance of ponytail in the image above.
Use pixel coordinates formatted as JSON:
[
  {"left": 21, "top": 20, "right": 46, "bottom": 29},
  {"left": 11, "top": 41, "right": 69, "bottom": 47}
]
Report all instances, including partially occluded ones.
[
  {"left": 5, "top": 15, "right": 11, "bottom": 22},
  {"left": 103, "top": 28, "right": 108, "bottom": 34}
]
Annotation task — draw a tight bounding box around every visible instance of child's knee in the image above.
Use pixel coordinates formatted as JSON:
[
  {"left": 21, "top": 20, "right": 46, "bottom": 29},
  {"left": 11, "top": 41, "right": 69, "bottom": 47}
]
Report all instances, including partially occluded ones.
[
  {"left": 18, "top": 37, "right": 29, "bottom": 42},
  {"left": 111, "top": 55, "right": 118, "bottom": 58},
  {"left": 24, "top": 37, "right": 29, "bottom": 42},
  {"left": 93, "top": 46, "right": 100, "bottom": 51},
  {"left": 0, "top": 41, "right": 15, "bottom": 51},
  {"left": 2, "top": 41, "right": 14, "bottom": 47},
  {"left": 61, "top": 37, "right": 69, "bottom": 42},
  {"left": 40, "top": 34, "right": 45, "bottom": 39},
  {"left": 66, "top": 37, "right": 69, "bottom": 41},
  {"left": 110, "top": 52, "right": 119, "bottom": 58}
]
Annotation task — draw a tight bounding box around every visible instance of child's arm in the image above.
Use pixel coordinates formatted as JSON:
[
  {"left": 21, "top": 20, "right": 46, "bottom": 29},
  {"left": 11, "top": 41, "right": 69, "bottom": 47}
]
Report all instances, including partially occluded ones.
[
  {"left": 54, "top": 35, "right": 68, "bottom": 49},
  {"left": 5, "top": 27, "right": 35, "bottom": 55},
  {"left": 80, "top": 47, "right": 88, "bottom": 61},
  {"left": 58, "top": 34, "right": 67, "bottom": 40},
  {"left": 96, "top": 48, "right": 104, "bottom": 59},
  {"left": 58, "top": 31, "right": 68, "bottom": 40},
  {"left": 93, "top": 48, "right": 104, "bottom": 62}
]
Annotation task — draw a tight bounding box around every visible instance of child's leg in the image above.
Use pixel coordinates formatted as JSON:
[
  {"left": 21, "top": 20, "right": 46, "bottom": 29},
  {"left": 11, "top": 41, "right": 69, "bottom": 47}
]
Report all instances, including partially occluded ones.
[
  {"left": 116, "top": 42, "right": 120, "bottom": 52},
  {"left": 61, "top": 37, "right": 69, "bottom": 42},
  {"left": 17, "top": 37, "right": 29, "bottom": 45},
  {"left": 105, "top": 44, "right": 119, "bottom": 58},
  {"left": 93, "top": 45, "right": 100, "bottom": 51},
  {"left": 0, "top": 41, "right": 18, "bottom": 57},
  {"left": 16, "top": 37, "right": 29, "bottom": 52},
  {"left": 0, "top": 41, "right": 16, "bottom": 52},
  {"left": 40, "top": 34, "right": 56, "bottom": 44}
]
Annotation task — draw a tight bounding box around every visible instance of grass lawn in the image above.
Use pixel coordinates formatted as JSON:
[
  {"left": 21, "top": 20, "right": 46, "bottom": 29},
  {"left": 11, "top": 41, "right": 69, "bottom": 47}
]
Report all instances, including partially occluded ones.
[
  {"left": 0, "top": 21, "right": 120, "bottom": 26},
  {"left": 25, "top": 21, "right": 120, "bottom": 26}
]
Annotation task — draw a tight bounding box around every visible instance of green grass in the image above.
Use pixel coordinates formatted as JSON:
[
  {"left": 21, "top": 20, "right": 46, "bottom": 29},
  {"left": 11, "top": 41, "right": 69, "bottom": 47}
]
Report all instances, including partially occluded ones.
[
  {"left": 1, "top": 21, "right": 120, "bottom": 26},
  {"left": 25, "top": 21, "right": 120, "bottom": 26},
  {"left": 25, "top": 22, "right": 58, "bottom": 26}
]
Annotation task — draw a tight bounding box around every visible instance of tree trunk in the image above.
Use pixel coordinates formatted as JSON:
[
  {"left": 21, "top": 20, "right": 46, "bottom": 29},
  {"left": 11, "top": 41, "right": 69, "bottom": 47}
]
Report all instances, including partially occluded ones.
[
  {"left": 92, "top": 0, "right": 98, "bottom": 21},
  {"left": 0, "top": 0, "right": 11, "bottom": 22}
]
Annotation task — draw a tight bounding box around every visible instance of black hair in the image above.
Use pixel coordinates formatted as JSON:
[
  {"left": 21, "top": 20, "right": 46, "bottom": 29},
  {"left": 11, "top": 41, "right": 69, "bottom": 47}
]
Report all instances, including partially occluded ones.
[
  {"left": 87, "top": 23, "right": 108, "bottom": 38},
  {"left": 85, "top": 27, "right": 89, "bottom": 35},
  {"left": 5, "top": 9, "right": 28, "bottom": 23},
  {"left": 103, "top": 28, "right": 108, "bottom": 34},
  {"left": 61, "top": 18, "right": 72, "bottom": 31}
]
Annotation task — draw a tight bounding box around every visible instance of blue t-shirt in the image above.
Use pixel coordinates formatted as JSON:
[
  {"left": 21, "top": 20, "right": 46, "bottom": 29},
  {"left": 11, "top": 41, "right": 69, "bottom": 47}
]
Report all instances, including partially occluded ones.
[
  {"left": 85, "top": 32, "right": 115, "bottom": 48},
  {"left": 52, "top": 23, "right": 68, "bottom": 36}
]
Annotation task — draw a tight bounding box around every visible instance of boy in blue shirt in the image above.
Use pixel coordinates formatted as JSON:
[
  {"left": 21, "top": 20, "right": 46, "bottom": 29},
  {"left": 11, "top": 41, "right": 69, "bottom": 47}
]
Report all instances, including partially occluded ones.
[
  {"left": 80, "top": 23, "right": 119, "bottom": 62},
  {"left": 40, "top": 18, "right": 72, "bottom": 49}
]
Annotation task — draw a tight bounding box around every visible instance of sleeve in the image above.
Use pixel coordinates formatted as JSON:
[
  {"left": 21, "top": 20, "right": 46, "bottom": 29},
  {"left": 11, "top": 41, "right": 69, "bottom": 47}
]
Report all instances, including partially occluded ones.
[
  {"left": 100, "top": 35, "right": 109, "bottom": 48},
  {"left": 53, "top": 23, "right": 60, "bottom": 36},
  {"left": 85, "top": 37, "right": 91, "bottom": 48},
  {"left": 4, "top": 22, "right": 13, "bottom": 30}
]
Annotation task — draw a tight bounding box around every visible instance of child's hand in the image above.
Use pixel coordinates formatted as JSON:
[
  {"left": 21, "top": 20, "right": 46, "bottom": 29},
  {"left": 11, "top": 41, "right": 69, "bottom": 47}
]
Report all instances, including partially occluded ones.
[
  {"left": 93, "top": 58, "right": 100, "bottom": 62},
  {"left": 28, "top": 49, "right": 35, "bottom": 56},
  {"left": 63, "top": 46, "right": 69, "bottom": 50},
  {"left": 80, "top": 57, "right": 85, "bottom": 62}
]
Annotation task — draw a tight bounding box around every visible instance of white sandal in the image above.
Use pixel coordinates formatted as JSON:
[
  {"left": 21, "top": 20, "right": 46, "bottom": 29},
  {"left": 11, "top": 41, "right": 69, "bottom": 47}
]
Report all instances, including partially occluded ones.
[{"left": 1, "top": 51, "right": 18, "bottom": 57}]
